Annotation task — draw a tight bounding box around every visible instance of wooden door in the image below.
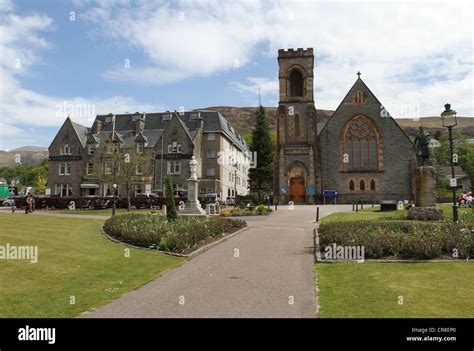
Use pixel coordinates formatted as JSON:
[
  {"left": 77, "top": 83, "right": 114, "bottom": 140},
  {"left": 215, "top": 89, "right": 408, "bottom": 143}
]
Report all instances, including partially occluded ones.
[{"left": 290, "top": 177, "right": 305, "bottom": 203}]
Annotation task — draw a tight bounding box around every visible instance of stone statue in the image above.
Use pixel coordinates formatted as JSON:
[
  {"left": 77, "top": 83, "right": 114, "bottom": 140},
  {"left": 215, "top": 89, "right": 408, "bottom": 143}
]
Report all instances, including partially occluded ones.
[
  {"left": 189, "top": 156, "right": 198, "bottom": 180},
  {"left": 412, "top": 126, "right": 431, "bottom": 166}
]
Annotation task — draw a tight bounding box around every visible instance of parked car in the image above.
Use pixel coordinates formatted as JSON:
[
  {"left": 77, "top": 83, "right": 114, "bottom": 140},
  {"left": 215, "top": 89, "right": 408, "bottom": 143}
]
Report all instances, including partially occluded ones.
[{"left": 2, "top": 198, "right": 15, "bottom": 207}]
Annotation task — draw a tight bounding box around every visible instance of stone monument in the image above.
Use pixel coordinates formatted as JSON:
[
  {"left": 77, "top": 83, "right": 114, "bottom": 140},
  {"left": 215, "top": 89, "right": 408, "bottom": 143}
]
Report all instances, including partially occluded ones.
[
  {"left": 409, "top": 127, "right": 443, "bottom": 220},
  {"left": 181, "top": 156, "right": 206, "bottom": 215}
]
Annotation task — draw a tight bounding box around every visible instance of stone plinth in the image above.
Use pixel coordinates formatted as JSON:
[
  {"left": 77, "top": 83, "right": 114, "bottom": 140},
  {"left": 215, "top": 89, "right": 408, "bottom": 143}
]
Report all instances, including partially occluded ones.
[
  {"left": 413, "top": 166, "right": 437, "bottom": 207},
  {"left": 408, "top": 207, "right": 444, "bottom": 221},
  {"left": 182, "top": 178, "right": 206, "bottom": 215}
]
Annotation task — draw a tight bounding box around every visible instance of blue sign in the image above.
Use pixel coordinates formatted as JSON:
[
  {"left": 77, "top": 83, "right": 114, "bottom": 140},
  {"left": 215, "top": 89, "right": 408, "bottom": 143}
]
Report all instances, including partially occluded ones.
[
  {"left": 307, "top": 185, "right": 315, "bottom": 195},
  {"left": 281, "top": 185, "right": 287, "bottom": 194},
  {"left": 322, "top": 189, "right": 338, "bottom": 198}
]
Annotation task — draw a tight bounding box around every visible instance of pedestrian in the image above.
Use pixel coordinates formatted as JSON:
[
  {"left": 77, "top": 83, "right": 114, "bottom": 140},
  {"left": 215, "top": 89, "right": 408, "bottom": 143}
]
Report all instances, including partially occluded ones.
[{"left": 24, "top": 196, "right": 32, "bottom": 214}]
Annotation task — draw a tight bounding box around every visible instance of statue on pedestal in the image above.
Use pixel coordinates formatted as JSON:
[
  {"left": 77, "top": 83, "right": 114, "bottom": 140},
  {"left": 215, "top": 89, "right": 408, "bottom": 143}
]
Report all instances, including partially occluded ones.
[
  {"left": 412, "top": 126, "right": 432, "bottom": 166},
  {"left": 182, "top": 156, "right": 206, "bottom": 215}
]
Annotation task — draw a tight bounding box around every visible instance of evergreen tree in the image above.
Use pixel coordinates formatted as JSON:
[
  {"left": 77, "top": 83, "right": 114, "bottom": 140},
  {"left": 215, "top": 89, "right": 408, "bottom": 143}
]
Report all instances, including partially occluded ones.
[
  {"left": 165, "top": 174, "right": 177, "bottom": 221},
  {"left": 249, "top": 105, "right": 274, "bottom": 200}
]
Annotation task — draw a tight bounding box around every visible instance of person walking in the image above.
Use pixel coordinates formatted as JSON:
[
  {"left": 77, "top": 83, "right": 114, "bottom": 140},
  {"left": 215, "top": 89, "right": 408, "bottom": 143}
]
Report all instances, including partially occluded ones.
[{"left": 24, "top": 196, "right": 32, "bottom": 214}]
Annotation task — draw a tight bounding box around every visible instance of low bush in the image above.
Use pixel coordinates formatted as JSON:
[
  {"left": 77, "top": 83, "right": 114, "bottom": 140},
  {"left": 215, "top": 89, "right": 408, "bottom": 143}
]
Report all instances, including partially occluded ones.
[
  {"left": 220, "top": 206, "right": 272, "bottom": 217},
  {"left": 103, "top": 213, "right": 246, "bottom": 253},
  {"left": 319, "top": 221, "right": 474, "bottom": 259}
]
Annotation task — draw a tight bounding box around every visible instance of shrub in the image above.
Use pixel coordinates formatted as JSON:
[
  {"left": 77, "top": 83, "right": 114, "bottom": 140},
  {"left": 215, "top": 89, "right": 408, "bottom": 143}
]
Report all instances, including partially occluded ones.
[
  {"left": 318, "top": 221, "right": 474, "bottom": 259},
  {"left": 165, "top": 175, "right": 177, "bottom": 221},
  {"left": 103, "top": 213, "right": 246, "bottom": 253}
]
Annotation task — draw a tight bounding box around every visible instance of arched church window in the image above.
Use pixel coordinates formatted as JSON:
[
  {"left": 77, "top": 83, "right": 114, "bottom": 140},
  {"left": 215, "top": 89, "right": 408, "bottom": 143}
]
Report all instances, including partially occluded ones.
[
  {"left": 354, "top": 90, "right": 364, "bottom": 103},
  {"left": 360, "top": 179, "right": 365, "bottom": 191},
  {"left": 370, "top": 179, "right": 376, "bottom": 191},
  {"left": 343, "top": 116, "right": 379, "bottom": 170},
  {"left": 349, "top": 179, "right": 355, "bottom": 191},
  {"left": 290, "top": 69, "right": 303, "bottom": 97},
  {"left": 294, "top": 114, "right": 300, "bottom": 138}
]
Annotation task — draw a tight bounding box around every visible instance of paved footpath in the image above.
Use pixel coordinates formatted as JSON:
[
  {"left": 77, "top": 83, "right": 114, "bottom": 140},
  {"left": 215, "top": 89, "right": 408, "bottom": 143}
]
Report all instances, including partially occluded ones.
[{"left": 84, "top": 204, "right": 352, "bottom": 318}]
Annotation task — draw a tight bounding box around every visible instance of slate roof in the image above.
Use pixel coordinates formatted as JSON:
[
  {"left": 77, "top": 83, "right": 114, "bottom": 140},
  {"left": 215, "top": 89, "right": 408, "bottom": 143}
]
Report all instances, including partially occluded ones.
[
  {"left": 91, "top": 110, "right": 249, "bottom": 152},
  {"left": 70, "top": 120, "right": 90, "bottom": 147}
]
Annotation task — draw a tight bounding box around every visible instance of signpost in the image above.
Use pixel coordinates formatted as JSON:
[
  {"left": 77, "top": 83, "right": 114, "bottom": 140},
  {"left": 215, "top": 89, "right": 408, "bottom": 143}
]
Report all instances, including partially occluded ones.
[{"left": 322, "top": 189, "right": 338, "bottom": 205}]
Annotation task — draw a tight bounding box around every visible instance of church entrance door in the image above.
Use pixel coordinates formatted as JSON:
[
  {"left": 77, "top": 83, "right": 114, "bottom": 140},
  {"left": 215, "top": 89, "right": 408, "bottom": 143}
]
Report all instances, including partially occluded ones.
[{"left": 290, "top": 177, "right": 305, "bottom": 203}]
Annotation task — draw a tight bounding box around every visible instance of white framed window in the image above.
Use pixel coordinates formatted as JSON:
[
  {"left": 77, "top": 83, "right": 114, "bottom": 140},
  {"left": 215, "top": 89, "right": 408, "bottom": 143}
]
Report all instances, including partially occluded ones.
[
  {"left": 136, "top": 142, "right": 144, "bottom": 154},
  {"left": 88, "top": 144, "right": 95, "bottom": 155},
  {"left": 58, "top": 184, "right": 72, "bottom": 197},
  {"left": 136, "top": 164, "right": 143, "bottom": 175},
  {"left": 60, "top": 144, "right": 71, "bottom": 155},
  {"left": 167, "top": 161, "right": 181, "bottom": 174},
  {"left": 172, "top": 141, "right": 178, "bottom": 153},
  {"left": 207, "top": 168, "right": 215, "bottom": 177},
  {"left": 86, "top": 163, "right": 93, "bottom": 175},
  {"left": 59, "top": 162, "right": 71, "bottom": 175},
  {"left": 107, "top": 144, "right": 114, "bottom": 154},
  {"left": 167, "top": 144, "right": 173, "bottom": 153},
  {"left": 207, "top": 150, "right": 216, "bottom": 159},
  {"left": 177, "top": 144, "right": 182, "bottom": 153},
  {"left": 207, "top": 133, "right": 215, "bottom": 141},
  {"left": 104, "top": 161, "right": 113, "bottom": 175}
]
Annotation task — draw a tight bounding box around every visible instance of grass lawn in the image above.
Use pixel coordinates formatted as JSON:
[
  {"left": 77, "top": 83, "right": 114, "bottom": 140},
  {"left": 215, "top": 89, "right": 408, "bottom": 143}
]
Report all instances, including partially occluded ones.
[
  {"left": 35, "top": 208, "right": 153, "bottom": 216},
  {"left": 321, "top": 204, "right": 473, "bottom": 223},
  {"left": 315, "top": 262, "right": 474, "bottom": 318},
  {"left": 0, "top": 213, "right": 184, "bottom": 317}
]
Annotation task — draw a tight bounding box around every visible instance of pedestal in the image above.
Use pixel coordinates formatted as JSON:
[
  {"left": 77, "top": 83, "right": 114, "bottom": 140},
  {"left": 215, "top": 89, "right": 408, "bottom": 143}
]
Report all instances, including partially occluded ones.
[
  {"left": 181, "top": 178, "right": 206, "bottom": 215},
  {"left": 413, "top": 166, "right": 437, "bottom": 207}
]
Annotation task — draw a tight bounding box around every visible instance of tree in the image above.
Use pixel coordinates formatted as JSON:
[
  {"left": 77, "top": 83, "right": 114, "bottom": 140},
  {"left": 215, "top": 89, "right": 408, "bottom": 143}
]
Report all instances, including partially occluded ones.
[
  {"left": 93, "top": 143, "right": 153, "bottom": 211},
  {"left": 34, "top": 176, "right": 48, "bottom": 194},
  {"left": 165, "top": 174, "right": 177, "bottom": 221},
  {"left": 249, "top": 105, "right": 274, "bottom": 201}
]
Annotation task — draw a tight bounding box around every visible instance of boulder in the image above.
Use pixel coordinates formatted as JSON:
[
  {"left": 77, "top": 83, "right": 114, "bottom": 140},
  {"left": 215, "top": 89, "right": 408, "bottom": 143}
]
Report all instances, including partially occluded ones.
[{"left": 407, "top": 207, "right": 444, "bottom": 221}]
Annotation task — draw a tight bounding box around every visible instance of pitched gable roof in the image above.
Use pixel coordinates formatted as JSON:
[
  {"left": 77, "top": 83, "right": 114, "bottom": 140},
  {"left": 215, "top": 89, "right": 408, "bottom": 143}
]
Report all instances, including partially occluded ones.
[{"left": 319, "top": 76, "right": 412, "bottom": 143}]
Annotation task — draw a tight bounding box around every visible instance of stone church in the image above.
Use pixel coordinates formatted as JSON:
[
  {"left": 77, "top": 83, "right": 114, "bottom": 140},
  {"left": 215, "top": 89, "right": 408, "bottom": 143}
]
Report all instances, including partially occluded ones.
[{"left": 274, "top": 48, "right": 414, "bottom": 204}]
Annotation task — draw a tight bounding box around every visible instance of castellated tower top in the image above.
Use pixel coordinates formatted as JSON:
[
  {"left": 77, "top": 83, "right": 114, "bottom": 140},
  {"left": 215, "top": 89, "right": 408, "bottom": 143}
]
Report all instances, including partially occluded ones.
[{"left": 278, "top": 48, "right": 314, "bottom": 58}]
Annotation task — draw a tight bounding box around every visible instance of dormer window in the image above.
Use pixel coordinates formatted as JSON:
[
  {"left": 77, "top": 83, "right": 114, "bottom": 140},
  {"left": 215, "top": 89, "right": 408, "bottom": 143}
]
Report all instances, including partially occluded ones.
[
  {"left": 88, "top": 144, "right": 95, "bottom": 156},
  {"left": 136, "top": 142, "right": 144, "bottom": 154}
]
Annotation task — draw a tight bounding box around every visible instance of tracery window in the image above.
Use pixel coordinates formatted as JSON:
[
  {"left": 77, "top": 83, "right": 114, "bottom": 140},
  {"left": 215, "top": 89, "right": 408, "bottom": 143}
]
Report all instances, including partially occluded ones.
[{"left": 343, "top": 116, "right": 379, "bottom": 170}]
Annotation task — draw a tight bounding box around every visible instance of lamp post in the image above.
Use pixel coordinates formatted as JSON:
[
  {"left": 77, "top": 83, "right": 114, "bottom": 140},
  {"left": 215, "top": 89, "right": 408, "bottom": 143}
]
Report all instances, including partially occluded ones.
[
  {"left": 441, "top": 103, "right": 458, "bottom": 223},
  {"left": 112, "top": 138, "right": 120, "bottom": 217}
]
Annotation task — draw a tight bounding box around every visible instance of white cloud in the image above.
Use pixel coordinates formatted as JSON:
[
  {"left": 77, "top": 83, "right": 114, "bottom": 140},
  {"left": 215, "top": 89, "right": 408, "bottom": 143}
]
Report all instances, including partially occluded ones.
[
  {"left": 78, "top": 0, "right": 473, "bottom": 115},
  {"left": 0, "top": 4, "right": 159, "bottom": 148}
]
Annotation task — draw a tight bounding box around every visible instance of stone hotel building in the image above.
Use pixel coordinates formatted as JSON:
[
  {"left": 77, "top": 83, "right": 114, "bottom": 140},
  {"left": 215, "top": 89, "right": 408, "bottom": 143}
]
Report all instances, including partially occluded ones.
[{"left": 48, "top": 110, "right": 250, "bottom": 201}]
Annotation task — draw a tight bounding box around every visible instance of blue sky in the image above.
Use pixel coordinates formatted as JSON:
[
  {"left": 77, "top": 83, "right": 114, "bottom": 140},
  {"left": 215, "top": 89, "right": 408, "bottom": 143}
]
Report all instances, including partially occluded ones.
[{"left": 0, "top": 0, "right": 472, "bottom": 149}]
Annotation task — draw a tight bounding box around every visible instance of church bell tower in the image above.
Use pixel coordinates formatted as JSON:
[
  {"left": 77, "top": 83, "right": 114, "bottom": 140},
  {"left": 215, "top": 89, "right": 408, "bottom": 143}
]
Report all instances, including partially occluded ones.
[{"left": 274, "top": 48, "right": 318, "bottom": 204}]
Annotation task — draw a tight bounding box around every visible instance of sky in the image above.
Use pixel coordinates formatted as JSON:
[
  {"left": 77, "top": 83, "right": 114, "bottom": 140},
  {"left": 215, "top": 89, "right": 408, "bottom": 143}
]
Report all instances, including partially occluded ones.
[{"left": 0, "top": 0, "right": 472, "bottom": 149}]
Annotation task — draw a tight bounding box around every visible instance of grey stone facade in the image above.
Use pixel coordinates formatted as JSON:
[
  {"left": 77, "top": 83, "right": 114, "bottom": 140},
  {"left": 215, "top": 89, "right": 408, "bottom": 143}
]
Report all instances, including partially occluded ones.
[
  {"left": 274, "top": 48, "right": 414, "bottom": 204},
  {"left": 48, "top": 111, "right": 249, "bottom": 200}
]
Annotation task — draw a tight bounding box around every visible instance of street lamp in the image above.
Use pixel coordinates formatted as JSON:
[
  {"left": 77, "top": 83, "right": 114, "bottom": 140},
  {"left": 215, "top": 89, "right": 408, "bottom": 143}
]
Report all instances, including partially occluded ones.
[
  {"left": 111, "top": 137, "right": 120, "bottom": 216},
  {"left": 441, "top": 103, "right": 458, "bottom": 223}
]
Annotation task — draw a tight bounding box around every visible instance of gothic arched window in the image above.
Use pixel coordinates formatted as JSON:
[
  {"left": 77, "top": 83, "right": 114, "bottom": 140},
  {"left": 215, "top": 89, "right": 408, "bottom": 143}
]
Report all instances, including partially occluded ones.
[
  {"left": 343, "top": 116, "right": 379, "bottom": 170},
  {"left": 349, "top": 179, "right": 355, "bottom": 191},
  {"left": 290, "top": 69, "right": 303, "bottom": 97},
  {"left": 370, "top": 179, "right": 376, "bottom": 191},
  {"left": 360, "top": 179, "right": 365, "bottom": 191}
]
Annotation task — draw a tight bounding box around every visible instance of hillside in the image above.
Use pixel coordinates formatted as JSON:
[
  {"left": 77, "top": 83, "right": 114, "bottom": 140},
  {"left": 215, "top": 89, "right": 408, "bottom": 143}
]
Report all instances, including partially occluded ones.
[
  {"left": 203, "top": 106, "right": 474, "bottom": 138},
  {"left": 0, "top": 149, "right": 48, "bottom": 168}
]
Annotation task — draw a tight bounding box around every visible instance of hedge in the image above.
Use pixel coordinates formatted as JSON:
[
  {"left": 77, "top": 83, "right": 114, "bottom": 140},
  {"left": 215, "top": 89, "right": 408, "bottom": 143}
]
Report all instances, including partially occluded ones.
[
  {"left": 319, "top": 221, "right": 474, "bottom": 259},
  {"left": 103, "top": 213, "right": 246, "bottom": 253}
]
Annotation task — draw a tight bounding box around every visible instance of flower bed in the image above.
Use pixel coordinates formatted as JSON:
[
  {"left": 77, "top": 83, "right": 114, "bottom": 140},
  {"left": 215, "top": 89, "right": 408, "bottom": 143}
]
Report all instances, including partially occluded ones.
[
  {"left": 318, "top": 221, "right": 474, "bottom": 259},
  {"left": 220, "top": 204, "right": 272, "bottom": 217},
  {"left": 103, "top": 213, "right": 246, "bottom": 254}
]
